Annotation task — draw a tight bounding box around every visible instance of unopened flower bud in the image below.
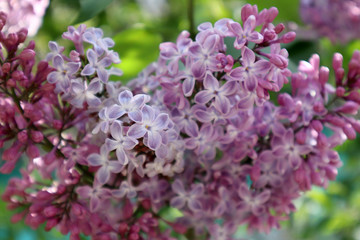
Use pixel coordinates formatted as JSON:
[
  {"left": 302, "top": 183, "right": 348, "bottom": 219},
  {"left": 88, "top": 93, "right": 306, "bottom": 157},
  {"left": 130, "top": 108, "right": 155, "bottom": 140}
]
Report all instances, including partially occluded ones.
[
  {"left": 19, "top": 49, "right": 36, "bottom": 62},
  {"left": 295, "top": 129, "right": 307, "bottom": 144},
  {"left": 11, "top": 212, "right": 25, "bottom": 223},
  {"left": 7, "top": 78, "right": 16, "bottom": 87},
  {"left": 333, "top": 53, "right": 343, "bottom": 70},
  {"left": 311, "top": 120, "right": 323, "bottom": 132},
  {"left": 30, "top": 130, "right": 43, "bottom": 143},
  {"left": 2, "top": 63, "right": 10, "bottom": 74},
  {"left": 45, "top": 218, "right": 59, "bottom": 231},
  {"left": 118, "top": 223, "right": 129, "bottom": 235},
  {"left": 343, "top": 124, "right": 356, "bottom": 140},
  {"left": 17, "top": 130, "right": 28, "bottom": 143},
  {"left": 26, "top": 144, "right": 40, "bottom": 159},
  {"left": 319, "top": 66, "right": 329, "bottom": 85},
  {"left": 17, "top": 29, "right": 28, "bottom": 44},
  {"left": 128, "top": 233, "right": 139, "bottom": 240},
  {"left": 279, "top": 31, "right": 296, "bottom": 43},
  {"left": 336, "top": 101, "right": 359, "bottom": 115},
  {"left": 274, "top": 23, "right": 285, "bottom": 34},
  {"left": 43, "top": 205, "right": 61, "bottom": 218},
  {"left": 53, "top": 120, "right": 63, "bottom": 130},
  {"left": 336, "top": 87, "right": 345, "bottom": 97}
]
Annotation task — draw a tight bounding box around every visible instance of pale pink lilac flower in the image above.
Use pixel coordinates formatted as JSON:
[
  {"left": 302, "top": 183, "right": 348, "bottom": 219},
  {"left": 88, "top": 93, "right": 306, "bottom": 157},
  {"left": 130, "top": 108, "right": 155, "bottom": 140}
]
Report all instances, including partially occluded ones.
[
  {"left": 127, "top": 105, "right": 170, "bottom": 150},
  {"left": 170, "top": 179, "right": 204, "bottom": 212},
  {"left": 87, "top": 145, "right": 124, "bottom": 184},
  {"left": 47, "top": 55, "right": 81, "bottom": 93},
  {"left": 105, "top": 121, "right": 138, "bottom": 165},
  {"left": 70, "top": 78, "right": 102, "bottom": 108}
]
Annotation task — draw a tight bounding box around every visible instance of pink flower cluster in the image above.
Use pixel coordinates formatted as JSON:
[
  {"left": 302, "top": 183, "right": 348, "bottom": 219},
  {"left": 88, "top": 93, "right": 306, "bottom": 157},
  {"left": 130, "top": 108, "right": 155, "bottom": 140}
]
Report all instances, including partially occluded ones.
[
  {"left": 300, "top": 0, "right": 360, "bottom": 43},
  {"left": 1, "top": 4, "right": 360, "bottom": 240}
]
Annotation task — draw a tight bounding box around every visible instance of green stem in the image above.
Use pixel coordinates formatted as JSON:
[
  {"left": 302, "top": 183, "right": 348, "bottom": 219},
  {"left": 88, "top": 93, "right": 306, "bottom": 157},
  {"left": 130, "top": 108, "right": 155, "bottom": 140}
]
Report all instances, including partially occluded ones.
[{"left": 188, "top": 0, "right": 196, "bottom": 39}]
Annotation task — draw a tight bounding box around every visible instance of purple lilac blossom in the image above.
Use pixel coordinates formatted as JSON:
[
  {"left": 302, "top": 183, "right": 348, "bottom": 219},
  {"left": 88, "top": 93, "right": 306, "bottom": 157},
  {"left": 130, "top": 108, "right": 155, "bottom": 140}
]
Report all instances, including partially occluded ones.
[{"left": 1, "top": 4, "right": 360, "bottom": 240}]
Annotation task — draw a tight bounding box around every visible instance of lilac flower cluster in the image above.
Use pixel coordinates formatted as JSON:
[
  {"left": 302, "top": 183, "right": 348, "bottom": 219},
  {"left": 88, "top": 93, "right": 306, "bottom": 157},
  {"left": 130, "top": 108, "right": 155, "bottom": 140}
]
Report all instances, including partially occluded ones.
[
  {"left": 0, "top": 0, "right": 49, "bottom": 36},
  {"left": 300, "top": 0, "right": 360, "bottom": 43},
  {"left": 1, "top": 3, "right": 360, "bottom": 240},
  {"left": 128, "top": 4, "right": 359, "bottom": 238},
  {"left": 1, "top": 16, "right": 184, "bottom": 239}
]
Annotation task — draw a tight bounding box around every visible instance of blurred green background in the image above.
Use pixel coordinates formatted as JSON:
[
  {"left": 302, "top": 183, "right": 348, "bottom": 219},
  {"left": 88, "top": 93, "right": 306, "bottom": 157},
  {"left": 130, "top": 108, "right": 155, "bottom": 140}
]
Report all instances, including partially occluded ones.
[{"left": 1, "top": 0, "right": 360, "bottom": 239}]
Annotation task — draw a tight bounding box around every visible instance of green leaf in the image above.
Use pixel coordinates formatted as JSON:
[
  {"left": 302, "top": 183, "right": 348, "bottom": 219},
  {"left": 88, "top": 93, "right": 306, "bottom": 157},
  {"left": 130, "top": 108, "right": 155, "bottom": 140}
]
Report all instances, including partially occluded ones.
[
  {"left": 74, "top": 0, "right": 114, "bottom": 24},
  {"left": 112, "top": 27, "right": 162, "bottom": 83}
]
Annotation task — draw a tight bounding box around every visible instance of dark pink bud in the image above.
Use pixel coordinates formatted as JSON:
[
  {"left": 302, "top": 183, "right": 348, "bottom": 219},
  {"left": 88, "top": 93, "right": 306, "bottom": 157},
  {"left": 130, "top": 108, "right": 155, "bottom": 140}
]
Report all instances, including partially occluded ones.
[
  {"left": 319, "top": 66, "right": 329, "bottom": 85},
  {"left": 274, "top": 23, "right": 285, "bottom": 34},
  {"left": 130, "top": 224, "right": 140, "bottom": 233},
  {"left": 311, "top": 120, "right": 323, "bottom": 132},
  {"left": 2, "top": 62, "right": 10, "bottom": 73},
  {"left": 45, "top": 218, "right": 59, "bottom": 231},
  {"left": 270, "top": 55, "right": 287, "bottom": 69},
  {"left": 12, "top": 71, "right": 25, "bottom": 81},
  {"left": 335, "top": 68, "right": 345, "bottom": 86},
  {"left": 350, "top": 119, "right": 360, "bottom": 133},
  {"left": 0, "top": 160, "right": 16, "bottom": 174},
  {"left": 26, "top": 144, "right": 40, "bottom": 159},
  {"left": 7, "top": 78, "right": 16, "bottom": 87},
  {"left": 336, "top": 87, "right": 345, "bottom": 97},
  {"left": 3, "top": 141, "right": 22, "bottom": 161},
  {"left": 69, "top": 233, "right": 80, "bottom": 240},
  {"left": 336, "top": 101, "right": 359, "bottom": 115},
  {"left": 311, "top": 171, "right": 323, "bottom": 186},
  {"left": 267, "top": 7, "right": 279, "bottom": 22},
  {"left": 294, "top": 166, "right": 305, "bottom": 185},
  {"left": 17, "top": 130, "right": 28, "bottom": 143},
  {"left": 250, "top": 164, "right": 261, "bottom": 182},
  {"left": 36, "top": 191, "right": 53, "bottom": 201},
  {"left": 279, "top": 32, "right": 296, "bottom": 43},
  {"left": 295, "top": 129, "right": 307, "bottom": 144},
  {"left": 324, "top": 165, "right": 337, "bottom": 180},
  {"left": 26, "top": 40, "right": 35, "bottom": 50},
  {"left": 241, "top": 4, "right": 257, "bottom": 22},
  {"left": 71, "top": 202, "right": 84, "bottom": 217},
  {"left": 118, "top": 223, "right": 129, "bottom": 235},
  {"left": 333, "top": 53, "right": 343, "bottom": 70},
  {"left": 19, "top": 49, "right": 35, "bottom": 62},
  {"left": 6, "top": 33, "right": 18, "bottom": 46},
  {"left": 29, "top": 203, "right": 44, "bottom": 213},
  {"left": 277, "top": 93, "right": 292, "bottom": 106},
  {"left": 317, "top": 133, "right": 327, "bottom": 148},
  {"left": 343, "top": 124, "right": 356, "bottom": 140},
  {"left": 43, "top": 206, "right": 61, "bottom": 218},
  {"left": 325, "top": 115, "right": 345, "bottom": 127},
  {"left": 128, "top": 233, "right": 139, "bottom": 240},
  {"left": 141, "top": 199, "right": 151, "bottom": 210},
  {"left": 30, "top": 130, "right": 43, "bottom": 143},
  {"left": 17, "top": 29, "right": 28, "bottom": 43},
  {"left": 11, "top": 212, "right": 25, "bottom": 223},
  {"left": 57, "top": 185, "right": 67, "bottom": 195},
  {"left": 313, "top": 102, "right": 325, "bottom": 113},
  {"left": 346, "top": 91, "right": 360, "bottom": 103},
  {"left": 263, "top": 29, "right": 276, "bottom": 41}
]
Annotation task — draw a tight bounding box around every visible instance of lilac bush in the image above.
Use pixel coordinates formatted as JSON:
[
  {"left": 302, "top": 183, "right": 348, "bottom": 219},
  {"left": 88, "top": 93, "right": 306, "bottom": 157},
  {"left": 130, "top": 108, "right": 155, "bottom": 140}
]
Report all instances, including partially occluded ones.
[{"left": 0, "top": 3, "right": 360, "bottom": 240}]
